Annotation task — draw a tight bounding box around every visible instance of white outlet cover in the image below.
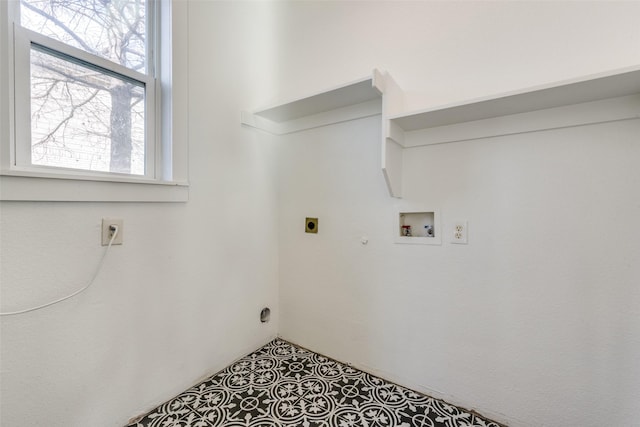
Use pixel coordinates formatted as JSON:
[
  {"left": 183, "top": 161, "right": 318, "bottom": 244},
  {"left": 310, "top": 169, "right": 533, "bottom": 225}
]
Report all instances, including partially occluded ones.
[
  {"left": 102, "top": 218, "right": 124, "bottom": 246},
  {"left": 451, "top": 221, "right": 468, "bottom": 244}
]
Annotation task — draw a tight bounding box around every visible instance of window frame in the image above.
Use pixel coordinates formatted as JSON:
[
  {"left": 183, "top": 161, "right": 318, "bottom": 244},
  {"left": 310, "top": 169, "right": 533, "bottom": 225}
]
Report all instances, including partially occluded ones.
[{"left": 0, "top": 0, "right": 189, "bottom": 202}]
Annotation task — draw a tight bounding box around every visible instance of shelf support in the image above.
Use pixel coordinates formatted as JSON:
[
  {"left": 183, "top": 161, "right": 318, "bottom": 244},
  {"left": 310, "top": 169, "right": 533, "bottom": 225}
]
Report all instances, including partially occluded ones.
[{"left": 241, "top": 69, "right": 408, "bottom": 199}]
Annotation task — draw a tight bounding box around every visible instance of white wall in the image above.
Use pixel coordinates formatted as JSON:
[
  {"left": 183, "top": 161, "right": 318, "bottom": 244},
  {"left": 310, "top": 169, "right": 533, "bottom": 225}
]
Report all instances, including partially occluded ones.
[
  {"left": 0, "top": 2, "right": 280, "bottom": 426},
  {"left": 2, "top": 2, "right": 639, "bottom": 426},
  {"left": 275, "top": 1, "right": 640, "bottom": 426}
]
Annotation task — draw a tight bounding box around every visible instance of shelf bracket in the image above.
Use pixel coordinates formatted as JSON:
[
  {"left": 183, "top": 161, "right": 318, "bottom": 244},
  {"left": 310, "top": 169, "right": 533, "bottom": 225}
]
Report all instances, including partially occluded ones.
[{"left": 241, "top": 69, "right": 407, "bottom": 199}]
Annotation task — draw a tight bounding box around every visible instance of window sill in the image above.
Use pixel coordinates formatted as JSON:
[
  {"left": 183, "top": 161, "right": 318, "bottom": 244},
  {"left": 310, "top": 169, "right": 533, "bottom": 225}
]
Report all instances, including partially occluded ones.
[{"left": 0, "top": 171, "right": 189, "bottom": 202}]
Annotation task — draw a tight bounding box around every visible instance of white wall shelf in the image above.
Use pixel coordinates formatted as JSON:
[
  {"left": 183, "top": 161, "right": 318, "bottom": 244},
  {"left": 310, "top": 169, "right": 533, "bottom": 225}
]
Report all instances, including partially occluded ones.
[
  {"left": 390, "top": 67, "right": 640, "bottom": 133},
  {"left": 241, "top": 69, "right": 405, "bottom": 198},
  {"left": 243, "top": 66, "right": 640, "bottom": 199},
  {"left": 384, "top": 65, "right": 640, "bottom": 197},
  {"left": 241, "top": 71, "right": 388, "bottom": 135}
]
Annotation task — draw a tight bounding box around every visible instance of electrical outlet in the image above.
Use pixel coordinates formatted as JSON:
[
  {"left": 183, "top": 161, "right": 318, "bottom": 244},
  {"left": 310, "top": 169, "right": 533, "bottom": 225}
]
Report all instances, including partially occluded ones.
[
  {"left": 305, "top": 217, "right": 318, "bottom": 234},
  {"left": 451, "top": 221, "right": 468, "bottom": 244},
  {"left": 102, "top": 219, "right": 124, "bottom": 246}
]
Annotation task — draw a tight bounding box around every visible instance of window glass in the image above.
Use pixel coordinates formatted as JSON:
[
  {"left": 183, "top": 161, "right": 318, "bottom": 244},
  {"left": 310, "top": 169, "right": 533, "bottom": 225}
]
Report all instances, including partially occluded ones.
[
  {"left": 20, "top": 0, "right": 147, "bottom": 72},
  {"left": 30, "top": 45, "right": 146, "bottom": 175},
  {"left": 18, "top": 0, "right": 150, "bottom": 176}
]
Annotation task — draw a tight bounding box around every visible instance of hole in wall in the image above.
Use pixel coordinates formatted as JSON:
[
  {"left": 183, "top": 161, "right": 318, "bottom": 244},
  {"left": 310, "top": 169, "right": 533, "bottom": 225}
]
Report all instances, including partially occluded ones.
[
  {"left": 399, "top": 212, "right": 434, "bottom": 237},
  {"left": 260, "top": 307, "right": 271, "bottom": 323}
]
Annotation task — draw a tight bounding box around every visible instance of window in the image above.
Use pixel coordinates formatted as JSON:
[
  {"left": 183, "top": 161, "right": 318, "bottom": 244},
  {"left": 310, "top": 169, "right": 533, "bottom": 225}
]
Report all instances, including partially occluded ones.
[
  {"left": 27, "top": 45, "right": 148, "bottom": 175},
  {"left": 0, "top": 0, "right": 188, "bottom": 201}
]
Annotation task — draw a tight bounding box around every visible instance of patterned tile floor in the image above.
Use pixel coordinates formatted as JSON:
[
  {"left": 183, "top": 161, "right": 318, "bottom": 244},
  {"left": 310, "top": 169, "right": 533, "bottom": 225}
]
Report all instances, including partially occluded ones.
[{"left": 128, "top": 339, "right": 502, "bottom": 427}]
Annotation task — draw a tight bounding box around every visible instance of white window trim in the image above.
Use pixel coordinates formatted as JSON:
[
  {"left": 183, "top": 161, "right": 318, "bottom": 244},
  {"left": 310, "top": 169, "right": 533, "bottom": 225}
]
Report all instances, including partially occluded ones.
[
  {"left": 13, "top": 26, "right": 158, "bottom": 179},
  {"left": 0, "top": 0, "right": 189, "bottom": 202}
]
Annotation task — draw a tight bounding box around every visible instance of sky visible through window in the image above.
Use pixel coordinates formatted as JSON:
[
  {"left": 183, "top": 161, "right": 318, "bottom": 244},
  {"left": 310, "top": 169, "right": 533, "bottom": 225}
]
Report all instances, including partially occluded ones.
[{"left": 21, "top": 0, "right": 147, "bottom": 175}]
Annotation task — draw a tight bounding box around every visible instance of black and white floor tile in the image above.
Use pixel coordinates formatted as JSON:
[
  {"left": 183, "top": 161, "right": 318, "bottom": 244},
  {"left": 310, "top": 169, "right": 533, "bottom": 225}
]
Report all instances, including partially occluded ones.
[{"left": 128, "top": 339, "right": 502, "bottom": 427}]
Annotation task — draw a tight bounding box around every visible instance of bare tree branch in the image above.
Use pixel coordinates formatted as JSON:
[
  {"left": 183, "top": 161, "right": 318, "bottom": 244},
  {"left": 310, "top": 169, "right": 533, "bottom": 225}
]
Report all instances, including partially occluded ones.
[
  {"left": 32, "top": 88, "right": 100, "bottom": 148},
  {"left": 22, "top": 1, "right": 98, "bottom": 55}
]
